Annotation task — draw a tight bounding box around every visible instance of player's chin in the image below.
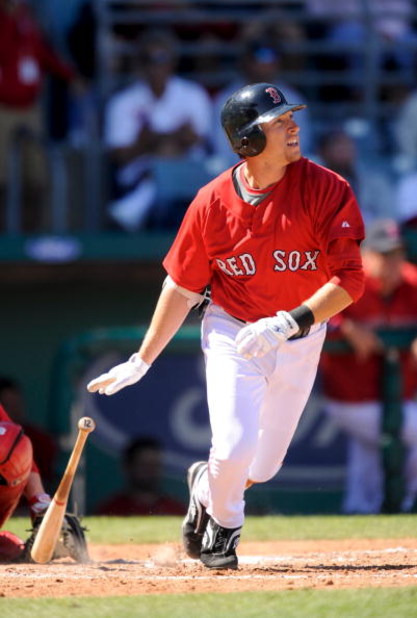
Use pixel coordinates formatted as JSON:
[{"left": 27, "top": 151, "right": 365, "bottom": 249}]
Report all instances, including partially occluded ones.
[{"left": 285, "top": 145, "right": 301, "bottom": 163}]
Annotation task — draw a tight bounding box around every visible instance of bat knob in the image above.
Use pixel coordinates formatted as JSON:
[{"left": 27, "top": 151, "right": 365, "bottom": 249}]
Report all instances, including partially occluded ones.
[{"left": 78, "top": 416, "right": 96, "bottom": 433}]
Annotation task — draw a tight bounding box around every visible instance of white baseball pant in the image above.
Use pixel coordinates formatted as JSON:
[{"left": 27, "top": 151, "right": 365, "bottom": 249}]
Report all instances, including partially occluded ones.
[
  {"left": 195, "top": 303, "right": 327, "bottom": 529},
  {"left": 325, "top": 400, "right": 417, "bottom": 513}
]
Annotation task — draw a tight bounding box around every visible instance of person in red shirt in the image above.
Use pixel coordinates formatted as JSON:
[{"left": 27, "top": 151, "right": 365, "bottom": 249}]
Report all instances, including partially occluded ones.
[
  {"left": 320, "top": 218, "right": 417, "bottom": 514},
  {"left": 96, "top": 437, "right": 185, "bottom": 516},
  {"left": 0, "top": 0, "right": 76, "bottom": 230},
  {"left": 0, "top": 400, "right": 90, "bottom": 562},
  {"left": 0, "top": 376, "right": 57, "bottom": 486},
  {"left": 0, "top": 402, "right": 52, "bottom": 560},
  {"left": 87, "top": 82, "right": 365, "bottom": 569}
]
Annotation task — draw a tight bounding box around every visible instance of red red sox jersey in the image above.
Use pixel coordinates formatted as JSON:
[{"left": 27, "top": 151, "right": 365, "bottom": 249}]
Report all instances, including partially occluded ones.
[
  {"left": 320, "top": 261, "right": 417, "bottom": 401},
  {"left": 163, "top": 157, "right": 365, "bottom": 322}
]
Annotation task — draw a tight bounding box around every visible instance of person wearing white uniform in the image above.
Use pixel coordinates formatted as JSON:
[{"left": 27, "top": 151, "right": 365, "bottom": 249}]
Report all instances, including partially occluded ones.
[
  {"left": 104, "top": 28, "right": 212, "bottom": 231},
  {"left": 87, "top": 82, "right": 365, "bottom": 569}
]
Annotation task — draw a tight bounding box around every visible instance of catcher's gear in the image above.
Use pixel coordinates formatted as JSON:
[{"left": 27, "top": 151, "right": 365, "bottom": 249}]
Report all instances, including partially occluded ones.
[
  {"left": 87, "top": 353, "right": 150, "bottom": 396},
  {"left": 21, "top": 512, "right": 90, "bottom": 563},
  {"left": 0, "top": 531, "right": 25, "bottom": 561},
  {"left": 0, "top": 422, "right": 32, "bottom": 487},
  {"left": 235, "top": 310, "right": 299, "bottom": 359},
  {"left": 221, "top": 82, "right": 306, "bottom": 157}
]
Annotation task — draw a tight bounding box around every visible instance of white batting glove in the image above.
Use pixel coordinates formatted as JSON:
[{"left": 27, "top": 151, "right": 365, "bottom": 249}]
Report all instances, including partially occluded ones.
[
  {"left": 235, "top": 311, "right": 299, "bottom": 359},
  {"left": 86, "top": 353, "right": 151, "bottom": 396}
]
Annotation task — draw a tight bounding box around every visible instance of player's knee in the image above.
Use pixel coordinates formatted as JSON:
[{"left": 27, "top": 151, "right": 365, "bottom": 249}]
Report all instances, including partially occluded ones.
[
  {"left": 249, "top": 462, "right": 283, "bottom": 484},
  {"left": 213, "top": 439, "right": 256, "bottom": 469},
  {"left": 0, "top": 422, "right": 33, "bottom": 488}
]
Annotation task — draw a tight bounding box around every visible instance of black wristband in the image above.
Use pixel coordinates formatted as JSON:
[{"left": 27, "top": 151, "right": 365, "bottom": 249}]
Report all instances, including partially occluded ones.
[{"left": 289, "top": 304, "right": 315, "bottom": 330}]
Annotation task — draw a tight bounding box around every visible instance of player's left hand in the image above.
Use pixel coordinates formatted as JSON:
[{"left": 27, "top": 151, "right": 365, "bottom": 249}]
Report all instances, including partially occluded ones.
[{"left": 235, "top": 311, "right": 299, "bottom": 359}]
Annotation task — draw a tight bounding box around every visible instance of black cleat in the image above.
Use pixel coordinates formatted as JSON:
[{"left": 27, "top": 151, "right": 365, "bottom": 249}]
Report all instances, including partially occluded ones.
[
  {"left": 182, "top": 461, "right": 209, "bottom": 559},
  {"left": 200, "top": 517, "right": 241, "bottom": 570}
]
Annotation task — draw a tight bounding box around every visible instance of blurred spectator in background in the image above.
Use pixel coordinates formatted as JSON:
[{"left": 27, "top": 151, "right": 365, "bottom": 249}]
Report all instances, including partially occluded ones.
[
  {"left": 240, "top": 9, "right": 308, "bottom": 76},
  {"left": 319, "top": 219, "right": 417, "bottom": 514},
  {"left": 395, "top": 168, "right": 417, "bottom": 230},
  {"left": 0, "top": 377, "right": 57, "bottom": 487},
  {"left": 305, "top": 0, "right": 417, "bottom": 103},
  {"left": 66, "top": 0, "right": 98, "bottom": 146},
  {"left": 96, "top": 436, "right": 186, "bottom": 516},
  {"left": 313, "top": 129, "right": 395, "bottom": 224},
  {"left": 211, "top": 38, "right": 312, "bottom": 169},
  {"left": 29, "top": 0, "right": 86, "bottom": 46},
  {"left": 0, "top": 0, "right": 78, "bottom": 231},
  {"left": 66, "top": 1, "right": 96, "bottom": 83},
  {"left": 168, "top": 1, "right": 241, "bottom": 95},
  {"left": 393, "top": 88, "right": 417, "bottom": 167},
  {"left": 104, "top": 28, "right": 212, "bottom": 232}
]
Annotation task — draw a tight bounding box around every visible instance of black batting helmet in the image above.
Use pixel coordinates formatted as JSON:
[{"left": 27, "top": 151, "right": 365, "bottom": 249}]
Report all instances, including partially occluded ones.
[{"left": 221, "top": 82, "right": 306, "bottom": 157}]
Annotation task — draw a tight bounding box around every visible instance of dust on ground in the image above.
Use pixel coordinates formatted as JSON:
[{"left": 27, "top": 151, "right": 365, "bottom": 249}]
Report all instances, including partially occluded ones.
[{"left": 1, "top": 539, "right": 417, "bottom": 598}]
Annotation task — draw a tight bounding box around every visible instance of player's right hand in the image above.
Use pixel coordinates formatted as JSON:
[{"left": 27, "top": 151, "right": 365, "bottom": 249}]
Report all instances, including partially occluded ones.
[
  {"left": 235, "top": 311, "right": 299, "bottom": 359},
  {"left": 86, "top": 353, "right": 151, "bottom": 396}
]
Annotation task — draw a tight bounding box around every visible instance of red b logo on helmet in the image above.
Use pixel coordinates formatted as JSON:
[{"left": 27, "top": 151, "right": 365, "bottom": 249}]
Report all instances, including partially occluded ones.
[{"left": 265, "top": 87, "right": 281, "bottom": 104}]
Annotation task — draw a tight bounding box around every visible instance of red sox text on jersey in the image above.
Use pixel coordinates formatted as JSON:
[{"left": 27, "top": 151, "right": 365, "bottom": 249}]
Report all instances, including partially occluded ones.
[{"left": 216, "top": 249, "right": 320, "bottom": 276}]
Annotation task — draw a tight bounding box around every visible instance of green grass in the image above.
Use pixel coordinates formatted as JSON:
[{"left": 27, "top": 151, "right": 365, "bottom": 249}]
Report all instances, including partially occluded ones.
[
  {"left": 4, "top": 514, "right": 417, "bottom": 617},
  {"left": 7, "top": 513, "right": 417, "bottom": 545},
  {"left": 2, "top": 589, "right": 417, "bottom": 618}
]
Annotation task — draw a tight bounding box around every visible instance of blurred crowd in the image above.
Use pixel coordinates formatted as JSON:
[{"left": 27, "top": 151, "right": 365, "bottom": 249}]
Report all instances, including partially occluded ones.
[{"left": 1, "top": 0, "right": 417, "bottom": 232}]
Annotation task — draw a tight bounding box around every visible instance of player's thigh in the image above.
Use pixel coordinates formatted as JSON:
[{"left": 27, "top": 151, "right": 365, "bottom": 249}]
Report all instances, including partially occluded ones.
[
  {"left": 202, "top": 305, "right": 266, "bottom": 458},
  {"left": 250, "top": 326, "right": 326, "bottom": 481}
]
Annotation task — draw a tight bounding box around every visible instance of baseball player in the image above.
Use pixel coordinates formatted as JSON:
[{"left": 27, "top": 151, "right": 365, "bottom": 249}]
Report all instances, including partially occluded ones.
[
  {"left": 87, "top": 83, "right": 365, "bottom": 570},
  {"left": 0, "top": 403, "right": 88, "bottom": 562}
]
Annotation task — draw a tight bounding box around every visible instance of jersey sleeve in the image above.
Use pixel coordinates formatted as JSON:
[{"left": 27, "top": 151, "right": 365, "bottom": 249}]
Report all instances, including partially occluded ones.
[
  {"left": 327, "top": 237, "right": 365, "bottom": 302},
  {"left": 309, "top": 166, "right": 365, "bottom": 248},
  {"left": 162, "top": 193, "right": 212, "bottom": 293}
]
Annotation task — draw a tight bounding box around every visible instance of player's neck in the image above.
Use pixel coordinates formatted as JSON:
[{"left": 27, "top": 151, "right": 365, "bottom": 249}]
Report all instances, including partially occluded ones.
[{"left": 243, "top": 160, "right": 287, "bottom": 190}]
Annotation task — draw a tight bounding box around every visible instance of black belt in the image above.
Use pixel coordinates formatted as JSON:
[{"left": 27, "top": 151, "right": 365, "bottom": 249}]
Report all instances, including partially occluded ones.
[{"left": 230, "top": 314, "right": 310, "bottom": 340}]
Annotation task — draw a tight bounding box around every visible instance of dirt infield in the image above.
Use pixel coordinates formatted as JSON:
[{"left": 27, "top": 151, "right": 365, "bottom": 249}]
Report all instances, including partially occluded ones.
[{"left": 1, "top": 539, "right": 417, "bottom": 597}]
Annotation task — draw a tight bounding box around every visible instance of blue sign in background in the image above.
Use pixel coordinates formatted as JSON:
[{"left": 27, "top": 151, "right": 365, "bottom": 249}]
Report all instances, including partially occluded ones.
[{"left": 81, "top": 350, "right": 347, "bottom": 500}]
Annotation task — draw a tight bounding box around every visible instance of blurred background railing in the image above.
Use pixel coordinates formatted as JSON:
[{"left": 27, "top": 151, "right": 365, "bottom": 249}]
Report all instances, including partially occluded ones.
[{"left": 1, "top": 0, "right": 417, "bottom": 237}]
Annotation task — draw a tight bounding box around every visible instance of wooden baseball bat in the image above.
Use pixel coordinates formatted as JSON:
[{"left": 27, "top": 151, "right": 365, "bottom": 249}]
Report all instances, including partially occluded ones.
[{"left": 30, "top": 416, "right": 96, "bottom": 564}]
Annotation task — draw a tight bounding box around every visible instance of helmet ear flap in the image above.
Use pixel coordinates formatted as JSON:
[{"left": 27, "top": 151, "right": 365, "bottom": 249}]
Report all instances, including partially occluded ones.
[{"left": 235, "top": 125, "right": 266, "bottom": 157}]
